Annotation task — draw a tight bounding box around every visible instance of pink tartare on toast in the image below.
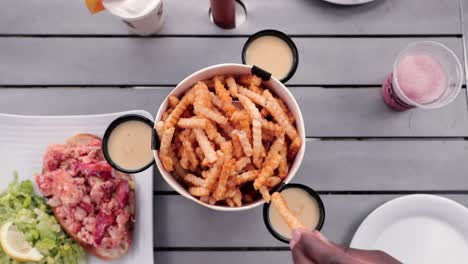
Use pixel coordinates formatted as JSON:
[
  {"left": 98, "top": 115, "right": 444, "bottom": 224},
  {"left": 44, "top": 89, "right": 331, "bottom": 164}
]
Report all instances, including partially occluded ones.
[{"left": 36, "top": 134, "right": 135, "bottom": 260}]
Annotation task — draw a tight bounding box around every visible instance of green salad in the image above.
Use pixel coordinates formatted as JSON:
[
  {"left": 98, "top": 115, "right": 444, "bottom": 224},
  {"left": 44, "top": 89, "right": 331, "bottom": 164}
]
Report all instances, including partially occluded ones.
[{"left": 0, "top": 173, "right": 86, "bottom": 264}]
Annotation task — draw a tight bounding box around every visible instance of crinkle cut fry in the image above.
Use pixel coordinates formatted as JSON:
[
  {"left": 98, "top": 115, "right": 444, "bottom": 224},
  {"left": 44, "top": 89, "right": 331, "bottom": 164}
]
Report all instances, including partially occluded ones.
[
  {"left": 184, "top": 173, "right": 206, "bottom": 187},
  {"left": 259, "top": 186, "right": 271, "bottom": 203},
  {"left": 154, "top": 120, "right": 165, "bottom": 139},
  {"left": 288, "top": 137, "right": 301, "bottom": 161},
  {"left": 232, "top": 130, "right": 253, "bottom": 157},
  {"left": 278, "top": 143, "right": 289, "bottom": 179},
  {"left": 204, "top": 120, "right": 227, "bottom": 146},
  {"left": 237, "top": 94, "right": 262, "bottom": 120},
  {"left": 261, "top": 119, "right": 285, "bottom": 137},
  {"left": 193, "top": 128, "right": 218, "bottom": 164},
  {"left": 189, "top": 187, "right": 210, "bottom": 197},
  {"left": 271, "top": 192, "right": 307, "bottom": 229},
  {"left": 213, "top": 159, "right": 235, "bottom": 201},
  {"left": 193, "top": 81, "right": 228, "bottom": 125},
  {"left": 168, "top": 95, "right": 180, "bottom": 108},
  {"left": 225, "top": 76, "right": 239, "bottom": 97},
  {"left": 214, "top": 75, "right": 237, "bottom": 117},
  {"left": 263, "top": 90, "right": 299, "bottom": 141},
  {"left": 230, "top": 110, "right": 252, "bottom": 143},
  {"left": 265, "top": 176, "right": 281, "bottom": 188},
  {"left": 177, "top": 117, "right": 208, "bottom": 129},
  {"left": 231, "top": 133, "right": 244, "bottom": 159},
  {"left": 181, "top": 131, "right": 199, "bottom": 170},
  {"left": 239, "top": 86, "right": 267, "bottom": 107},
  {"left": 159, "top": 127, "right": 175, "bottom": 172},
  {"left": 253, "top": 152, "right": 281, "bottom": 190},
  {"left": 235, "top": 170, "right": 258, "bottom": 185},
  {"left": 234, "top": 157, "right": 251, "bottom": 173},
  {"left": 204, "top": 151, "right": 224, "bottom": 190},
  {"left": 252, "top": 119, "right": 265, "bottom": 168},
  {"left": 164, "top": 93, "right": 194, "bottom": 130}
]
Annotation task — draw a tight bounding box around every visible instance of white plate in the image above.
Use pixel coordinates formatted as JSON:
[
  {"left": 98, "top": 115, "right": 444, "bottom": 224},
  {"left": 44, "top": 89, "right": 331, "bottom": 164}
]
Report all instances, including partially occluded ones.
[
  {"left": 350, "top": 195, "right": 468, "bottom": 263},
  {"left": 0, "top": 110, "right": 154, "bottom": 264},
  {"left": 322, "top": 0, "right": 375, "bottom": 5}
]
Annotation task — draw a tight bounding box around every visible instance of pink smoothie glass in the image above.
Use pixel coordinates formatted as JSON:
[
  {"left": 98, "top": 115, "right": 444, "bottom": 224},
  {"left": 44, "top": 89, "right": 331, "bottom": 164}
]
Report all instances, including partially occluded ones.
[{"left": 382, "top": 41, "right": 463, "bottom": 111}]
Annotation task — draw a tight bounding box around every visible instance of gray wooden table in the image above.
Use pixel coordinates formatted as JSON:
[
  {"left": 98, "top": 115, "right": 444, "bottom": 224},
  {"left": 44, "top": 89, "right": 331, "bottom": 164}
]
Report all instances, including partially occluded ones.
[{"left": 2, "top": 0, "right": 468, "bottom": 263}]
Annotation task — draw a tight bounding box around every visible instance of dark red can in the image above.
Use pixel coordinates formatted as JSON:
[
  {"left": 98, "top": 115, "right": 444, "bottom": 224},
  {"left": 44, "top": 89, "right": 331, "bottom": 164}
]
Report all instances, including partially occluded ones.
[{"left": 210, "top": 0, "right": 236, "bottom": 29}]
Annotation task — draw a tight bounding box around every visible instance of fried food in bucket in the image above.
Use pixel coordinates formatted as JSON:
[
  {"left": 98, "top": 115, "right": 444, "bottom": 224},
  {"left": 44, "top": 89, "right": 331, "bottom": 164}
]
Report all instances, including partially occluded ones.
[{"left": 158, "top": 74, "right": 302, "bottom": 207}]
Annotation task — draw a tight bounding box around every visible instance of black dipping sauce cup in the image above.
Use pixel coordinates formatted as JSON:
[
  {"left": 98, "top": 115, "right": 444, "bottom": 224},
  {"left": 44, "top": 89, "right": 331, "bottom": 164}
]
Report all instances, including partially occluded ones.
[
  {"left": 263, "top": 183, "right": 325, "bottom": 244},
  {"left": 242, "top": 29, "right": 299, "bottom": 83},
  {"left": 102, "top": 114, "right": 155, "bottom": 174}
]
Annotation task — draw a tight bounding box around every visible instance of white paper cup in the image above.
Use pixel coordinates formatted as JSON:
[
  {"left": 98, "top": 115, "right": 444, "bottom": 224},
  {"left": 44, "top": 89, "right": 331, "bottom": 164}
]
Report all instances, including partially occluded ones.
[
  {"left": 103, "top": 0, "right": 164, "bottom": 35},
  {"left": 153, "top": 63, "right": 306, "bottom": 212}
]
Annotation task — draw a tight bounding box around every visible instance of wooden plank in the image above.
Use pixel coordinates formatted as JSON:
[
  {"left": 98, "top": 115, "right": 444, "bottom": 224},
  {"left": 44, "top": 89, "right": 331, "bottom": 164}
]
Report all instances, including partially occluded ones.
[
  {"left": 153, "top": 194, "right": 468, "bottom": 247},
  {"left": 1, "top": 89, "right": 466, "bottom": 191},
  {"left": 155, "top": 251, "right": 291, "bottom": 264},
  {"left": 462, "top": 0, "right": 468, "bottom": 82},
  {"left": 0, "top": 0, "right": 461, "bottom": 35},
  {"left": 155, "top": 139, "right": 468, "bottom": 192},
  {"left": 0, "top": 88, "right": 466, "bottom": 138},
  {"left": 0, "top": 38, "right": 463, "bottom": 86}
]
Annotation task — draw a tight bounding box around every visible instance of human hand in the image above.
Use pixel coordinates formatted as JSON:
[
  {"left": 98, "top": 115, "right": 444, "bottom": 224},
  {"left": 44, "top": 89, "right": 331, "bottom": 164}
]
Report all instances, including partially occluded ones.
[{"left": 290, "top": 229, "right": 402, "bottom": 264}]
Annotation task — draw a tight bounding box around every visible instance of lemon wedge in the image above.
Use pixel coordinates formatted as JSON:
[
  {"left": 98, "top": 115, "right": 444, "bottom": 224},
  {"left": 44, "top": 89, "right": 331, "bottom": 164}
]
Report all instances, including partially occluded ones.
[{"left": 0, "top": 221, "right": 43, "bottom": 262}]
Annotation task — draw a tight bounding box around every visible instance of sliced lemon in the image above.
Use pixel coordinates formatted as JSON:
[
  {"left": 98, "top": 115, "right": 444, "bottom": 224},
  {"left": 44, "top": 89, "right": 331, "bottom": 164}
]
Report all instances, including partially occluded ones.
[{"left": 0, "top": 221, "right": 43, "bottom": 262}]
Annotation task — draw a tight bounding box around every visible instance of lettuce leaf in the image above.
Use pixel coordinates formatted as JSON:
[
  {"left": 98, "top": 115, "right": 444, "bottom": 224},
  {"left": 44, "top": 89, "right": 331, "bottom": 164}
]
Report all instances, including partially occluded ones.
[{"left": 0, "top": 173, "right": 87, "bottom": 264}]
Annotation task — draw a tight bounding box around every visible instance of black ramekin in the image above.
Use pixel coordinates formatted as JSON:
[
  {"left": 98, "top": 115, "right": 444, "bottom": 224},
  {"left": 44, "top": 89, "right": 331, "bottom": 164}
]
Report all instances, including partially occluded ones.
[
  {"left": 263, "top": 183, "right": 325, "bottom": 243},
  {"left": 102, "top": 114, "right": 155, "bottom": 174},
  {"left": 242, "top": 29, "right": 299, "bottom": 83}
]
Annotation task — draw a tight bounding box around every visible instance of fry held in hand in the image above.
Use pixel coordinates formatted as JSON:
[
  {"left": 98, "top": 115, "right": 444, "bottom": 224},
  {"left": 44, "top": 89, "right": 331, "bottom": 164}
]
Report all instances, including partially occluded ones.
[
  {"left": 158, "top": 74, "right": 302, "bottom": 207},
  {"left": 271, "top": 192, "right": 307, "bottom": 230}
]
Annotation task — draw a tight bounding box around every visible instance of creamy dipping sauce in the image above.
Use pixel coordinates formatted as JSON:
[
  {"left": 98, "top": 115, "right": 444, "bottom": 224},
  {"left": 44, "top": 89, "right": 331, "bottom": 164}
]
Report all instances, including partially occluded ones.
[
  {"left": 245, "top": 35, "right": 294, "bottom": 80},
  {"left": 268, "top": 188, "right": 321, "bottom": 239},
  {"left": 108, "top": 120, "right": 153, "bottom": 171}
]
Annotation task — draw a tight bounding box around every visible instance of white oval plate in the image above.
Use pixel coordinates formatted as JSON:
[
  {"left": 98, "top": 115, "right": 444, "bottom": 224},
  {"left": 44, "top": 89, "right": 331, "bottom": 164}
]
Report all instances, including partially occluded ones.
[
  {"left": 350, "top": 195, "right": 468, "bottom": 264},
  {"left": 322, "top": 0, "right": 375, "bottom": 5}
]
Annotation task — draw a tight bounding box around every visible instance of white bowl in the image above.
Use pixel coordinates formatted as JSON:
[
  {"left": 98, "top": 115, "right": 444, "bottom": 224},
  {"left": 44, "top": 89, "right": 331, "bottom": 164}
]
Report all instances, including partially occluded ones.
[{"left": 153, "top": 63, "right": 306, "bottom": 211}]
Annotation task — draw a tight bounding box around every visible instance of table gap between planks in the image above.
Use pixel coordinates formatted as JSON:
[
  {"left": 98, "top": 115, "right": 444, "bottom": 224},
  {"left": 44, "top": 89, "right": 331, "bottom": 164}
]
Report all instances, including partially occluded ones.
[{"left": 1, "top": 0, "right": 468, "bottom": 263}]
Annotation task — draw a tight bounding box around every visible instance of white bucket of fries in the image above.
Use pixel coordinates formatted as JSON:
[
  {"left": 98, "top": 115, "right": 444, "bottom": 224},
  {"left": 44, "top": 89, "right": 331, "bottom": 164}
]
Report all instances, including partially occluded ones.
[{"left": 154, "top": 63, "right": 305, "bottom": 211}]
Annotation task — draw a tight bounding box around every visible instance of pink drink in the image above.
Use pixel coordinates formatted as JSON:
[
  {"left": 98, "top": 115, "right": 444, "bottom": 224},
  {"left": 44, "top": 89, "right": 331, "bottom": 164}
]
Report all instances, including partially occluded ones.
[
  {"left": 397, "top": 55, "right": 446, "bottom": 104},
  {"left": 383, "top": 54, "right": 448, "bottom": 111}
]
